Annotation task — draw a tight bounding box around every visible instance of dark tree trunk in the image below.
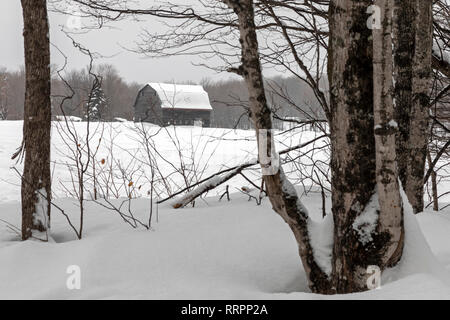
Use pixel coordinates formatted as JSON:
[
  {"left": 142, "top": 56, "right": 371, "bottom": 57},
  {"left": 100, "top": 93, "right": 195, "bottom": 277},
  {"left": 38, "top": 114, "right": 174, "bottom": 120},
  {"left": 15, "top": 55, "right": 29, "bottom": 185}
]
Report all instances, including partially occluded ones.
[
  {"left": 406, "top": 0, "right": 433, "bottom": 213},
  {"left": 328, "top": 0, "right": 380, "bottom": 293},
  {"left": 393, "top": 0, "right": 415, "bottom": 203},
  {"left": 20, "top": 0, "right": 52, "bottom": 241},
  {"left": 328, "top": 0, "right": 405, "bottom": 292},
  {"left": 393, "top": 0, "right": 433, "bottom": 213}
]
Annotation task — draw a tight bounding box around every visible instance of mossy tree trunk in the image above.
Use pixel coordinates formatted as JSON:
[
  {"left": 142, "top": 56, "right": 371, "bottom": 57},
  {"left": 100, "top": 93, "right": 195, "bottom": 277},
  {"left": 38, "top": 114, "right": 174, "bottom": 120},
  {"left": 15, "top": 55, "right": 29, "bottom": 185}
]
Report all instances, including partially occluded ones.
[{"left": 328, "top": 0, "right": 385, "bottom": 293}]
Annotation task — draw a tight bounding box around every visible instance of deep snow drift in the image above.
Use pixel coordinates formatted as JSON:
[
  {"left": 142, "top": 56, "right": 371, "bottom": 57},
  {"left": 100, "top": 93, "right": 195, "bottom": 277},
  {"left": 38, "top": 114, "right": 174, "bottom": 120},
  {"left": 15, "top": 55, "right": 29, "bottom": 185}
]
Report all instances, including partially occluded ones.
[{"left": 0, "top": 191, "right": 449, "bottom": 299}]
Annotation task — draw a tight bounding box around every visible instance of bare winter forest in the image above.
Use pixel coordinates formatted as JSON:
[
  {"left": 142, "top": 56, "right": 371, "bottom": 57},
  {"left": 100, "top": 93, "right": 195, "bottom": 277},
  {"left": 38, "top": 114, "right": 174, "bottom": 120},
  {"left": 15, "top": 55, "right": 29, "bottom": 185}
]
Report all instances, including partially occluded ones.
[{"left": 0, "top": 0, "right": 450, "bottom": 304}]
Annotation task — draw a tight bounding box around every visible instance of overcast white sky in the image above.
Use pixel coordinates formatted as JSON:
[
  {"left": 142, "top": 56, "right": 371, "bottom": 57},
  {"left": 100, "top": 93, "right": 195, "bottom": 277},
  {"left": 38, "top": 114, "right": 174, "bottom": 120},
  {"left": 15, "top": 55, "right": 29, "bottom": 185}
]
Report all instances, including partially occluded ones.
[{"left": 0, "top": 0, "right": 243, "bottom": 84}]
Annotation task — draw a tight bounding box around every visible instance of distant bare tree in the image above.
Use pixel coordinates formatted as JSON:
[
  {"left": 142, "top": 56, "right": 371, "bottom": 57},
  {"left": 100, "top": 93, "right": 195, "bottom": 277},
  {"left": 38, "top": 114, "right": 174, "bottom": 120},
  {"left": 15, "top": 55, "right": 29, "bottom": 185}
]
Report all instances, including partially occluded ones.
[
  {"left": 0, "top": 68, "right": 25, "bottom": 120},
  {"left": 0, "top": 68, "right": 8, "bottom": 120}
]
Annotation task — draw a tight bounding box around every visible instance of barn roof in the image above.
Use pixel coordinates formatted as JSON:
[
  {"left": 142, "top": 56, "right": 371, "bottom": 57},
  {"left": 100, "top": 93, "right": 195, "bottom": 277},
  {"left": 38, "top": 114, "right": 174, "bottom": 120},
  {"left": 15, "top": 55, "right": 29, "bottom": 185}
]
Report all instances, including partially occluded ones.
[{"left": 146, "top": 83, "right": 213, "bottom": 111}]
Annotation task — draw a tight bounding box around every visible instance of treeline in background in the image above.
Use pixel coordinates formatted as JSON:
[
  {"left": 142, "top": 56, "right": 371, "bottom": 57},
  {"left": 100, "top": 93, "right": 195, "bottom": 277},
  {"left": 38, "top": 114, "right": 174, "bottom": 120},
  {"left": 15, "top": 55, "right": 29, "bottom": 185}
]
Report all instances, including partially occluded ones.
[{"left": 0, "top": 64, "right": 325, "bottom": 130}]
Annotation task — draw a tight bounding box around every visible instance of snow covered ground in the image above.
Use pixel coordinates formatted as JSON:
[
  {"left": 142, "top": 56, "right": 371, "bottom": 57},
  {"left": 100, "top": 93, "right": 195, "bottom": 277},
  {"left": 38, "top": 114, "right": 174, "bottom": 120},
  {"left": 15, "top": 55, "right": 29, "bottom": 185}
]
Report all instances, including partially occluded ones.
[
  {"left": 0, "top": 121, "right": 449, "bottom": 299},
  {"left": 1, "top": 192, "right": 449, "bottom": 299}
]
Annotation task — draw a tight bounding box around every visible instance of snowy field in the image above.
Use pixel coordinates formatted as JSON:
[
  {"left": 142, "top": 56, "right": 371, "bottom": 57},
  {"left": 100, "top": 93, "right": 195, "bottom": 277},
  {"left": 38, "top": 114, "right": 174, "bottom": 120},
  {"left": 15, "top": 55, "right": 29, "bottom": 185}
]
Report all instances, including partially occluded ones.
[
  {"left": 0, "top": 121, "right": 326, "bottom": 203},
  {"left": 0, "top": 121, "right": 450, "bottom": 299}
]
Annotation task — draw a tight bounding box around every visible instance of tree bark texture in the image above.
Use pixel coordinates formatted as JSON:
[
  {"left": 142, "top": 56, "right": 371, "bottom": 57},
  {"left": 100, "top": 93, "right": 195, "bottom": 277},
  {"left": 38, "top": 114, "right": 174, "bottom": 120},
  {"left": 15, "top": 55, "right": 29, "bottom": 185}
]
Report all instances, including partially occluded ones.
[
  {"left": 20, "top": 0, "right": 52, "bottom": 241},
  {"left": 373, "top": 0, "right": 404, "bottom": 268},
  {"left": 393, "top": 0, "right": 433, "bottom": 213},
  {"left": 328, "top": 0, "right": 382, "bottom": 293}
]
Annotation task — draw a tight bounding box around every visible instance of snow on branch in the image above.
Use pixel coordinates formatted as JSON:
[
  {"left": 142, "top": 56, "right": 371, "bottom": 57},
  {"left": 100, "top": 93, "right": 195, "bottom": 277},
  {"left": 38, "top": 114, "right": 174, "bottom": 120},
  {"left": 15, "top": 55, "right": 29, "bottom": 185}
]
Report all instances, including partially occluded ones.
[
  {"left": 171, "top": 162, "right": 254, "bottom": 208},
  {"left": 169, "top": 134, "right": 328, "bottom": 208}
]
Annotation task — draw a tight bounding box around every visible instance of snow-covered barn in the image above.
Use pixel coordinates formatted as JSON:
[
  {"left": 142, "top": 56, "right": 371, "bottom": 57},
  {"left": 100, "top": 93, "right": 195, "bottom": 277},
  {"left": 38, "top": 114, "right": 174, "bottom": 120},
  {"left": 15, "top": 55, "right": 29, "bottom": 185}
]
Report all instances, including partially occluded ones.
[{"left": 133, "top": 83, "right": 213, "bottom": 127}]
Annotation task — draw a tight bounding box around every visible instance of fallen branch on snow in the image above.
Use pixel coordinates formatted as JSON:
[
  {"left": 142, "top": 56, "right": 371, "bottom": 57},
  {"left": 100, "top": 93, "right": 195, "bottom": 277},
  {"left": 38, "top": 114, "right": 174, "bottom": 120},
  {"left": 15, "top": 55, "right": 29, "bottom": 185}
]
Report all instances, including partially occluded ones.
[{"left": 169, "top": 134, "right": 328, "bottom": 208}]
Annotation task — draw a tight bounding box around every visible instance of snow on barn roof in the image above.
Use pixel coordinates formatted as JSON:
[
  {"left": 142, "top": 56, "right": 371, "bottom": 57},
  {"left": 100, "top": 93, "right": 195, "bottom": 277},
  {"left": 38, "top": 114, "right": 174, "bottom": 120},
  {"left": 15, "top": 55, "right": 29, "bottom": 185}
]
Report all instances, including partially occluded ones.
[{"left": 147, "top": 82, "right": 213, "bottom": 111}]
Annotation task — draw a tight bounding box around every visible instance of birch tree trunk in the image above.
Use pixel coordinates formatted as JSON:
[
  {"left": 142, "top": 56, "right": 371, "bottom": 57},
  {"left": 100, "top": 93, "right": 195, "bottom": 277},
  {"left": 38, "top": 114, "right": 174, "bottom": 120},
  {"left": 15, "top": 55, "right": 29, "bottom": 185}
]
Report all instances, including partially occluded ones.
[
  {"left": 373, "top": 0, "right": 404, "bottom": 267},
  {"left": 406, "top": 0, "right": 433, "bottom": 213},
  {"left": 20, "top": 0, "right": 52, "bottom": 241},
  {"left": 393, "top": 0, "right": 433, "bottom": 213},
  {"left": 223, "top": 0, "right": 332, "bottom": 294},
  {"left": 328, "top": 0, "right": 405, "bottom": 292}
]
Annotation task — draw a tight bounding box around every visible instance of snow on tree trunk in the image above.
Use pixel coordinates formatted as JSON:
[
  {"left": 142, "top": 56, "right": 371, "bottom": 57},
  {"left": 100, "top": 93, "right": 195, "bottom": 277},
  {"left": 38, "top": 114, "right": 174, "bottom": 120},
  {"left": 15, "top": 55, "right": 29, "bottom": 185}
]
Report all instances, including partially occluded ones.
[
  {"left": 20, "top": 0, "right": 52, "bottom": 241},
  {"left": 328, "top": 0, "right": 380, "bottom": 293},
  {"left": 327, "top": 0, "right": 405, "bottom": 293}
]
